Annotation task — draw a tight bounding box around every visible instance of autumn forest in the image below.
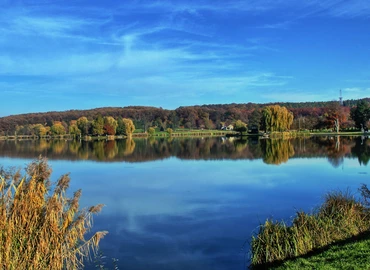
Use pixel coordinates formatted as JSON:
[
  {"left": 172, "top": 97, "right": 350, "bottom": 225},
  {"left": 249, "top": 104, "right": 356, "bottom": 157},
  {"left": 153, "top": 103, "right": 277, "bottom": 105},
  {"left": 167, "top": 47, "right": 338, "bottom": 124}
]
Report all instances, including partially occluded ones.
[{"left": 0, "top": 98, "right": 369, "bottom": 136}]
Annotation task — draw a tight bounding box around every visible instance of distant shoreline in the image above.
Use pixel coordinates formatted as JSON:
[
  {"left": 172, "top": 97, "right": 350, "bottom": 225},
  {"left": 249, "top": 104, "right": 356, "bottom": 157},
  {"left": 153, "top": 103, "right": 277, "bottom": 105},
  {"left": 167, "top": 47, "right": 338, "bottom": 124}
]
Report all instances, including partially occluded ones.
[
  {"left": 0, "top": 130, "right": 368, "bottom": 141},
  {"left": 0, "top": 130, "right": 235, "bottom": 141}
]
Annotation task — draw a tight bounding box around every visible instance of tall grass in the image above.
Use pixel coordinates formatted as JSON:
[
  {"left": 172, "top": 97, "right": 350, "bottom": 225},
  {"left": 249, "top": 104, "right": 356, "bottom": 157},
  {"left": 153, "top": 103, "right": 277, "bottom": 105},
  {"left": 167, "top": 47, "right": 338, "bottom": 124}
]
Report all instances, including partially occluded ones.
[
  {"left": 251, "top": 187, "right": 370, "bottom": 267},
  {"left": 0, "top": 157, "right": 107, "bottom": 269}
]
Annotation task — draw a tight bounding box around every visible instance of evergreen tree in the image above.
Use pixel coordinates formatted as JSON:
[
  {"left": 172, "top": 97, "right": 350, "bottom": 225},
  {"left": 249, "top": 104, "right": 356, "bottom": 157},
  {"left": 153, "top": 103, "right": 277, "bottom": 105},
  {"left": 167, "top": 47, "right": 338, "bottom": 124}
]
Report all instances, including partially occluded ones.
[{"left": 350, "top": 100, "right": 370, "bottom": 129}]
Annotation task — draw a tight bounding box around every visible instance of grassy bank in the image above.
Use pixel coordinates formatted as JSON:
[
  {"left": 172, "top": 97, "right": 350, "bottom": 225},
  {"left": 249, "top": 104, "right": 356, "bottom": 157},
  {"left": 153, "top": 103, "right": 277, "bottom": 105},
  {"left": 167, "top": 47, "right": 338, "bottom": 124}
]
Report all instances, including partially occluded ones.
[
  {"left": 134, "top": 129, "right": 235, "bottom": 137},
  {"left": 309, "top": 131, "right": 367, "bottom": 136},
  {"left": 250, "top": 186, "right": 370, "bottom": 269},
  {"left": 272, "top": 232, "right": 370, "bottom": 269}
]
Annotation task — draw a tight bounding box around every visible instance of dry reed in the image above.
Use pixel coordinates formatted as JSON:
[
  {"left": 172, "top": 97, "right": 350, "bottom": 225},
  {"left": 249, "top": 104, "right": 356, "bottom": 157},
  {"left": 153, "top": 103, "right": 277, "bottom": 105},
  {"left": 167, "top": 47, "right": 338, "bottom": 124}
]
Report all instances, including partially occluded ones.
[{"left": 0, "top": 156, "right": 107, "bottom": 269}]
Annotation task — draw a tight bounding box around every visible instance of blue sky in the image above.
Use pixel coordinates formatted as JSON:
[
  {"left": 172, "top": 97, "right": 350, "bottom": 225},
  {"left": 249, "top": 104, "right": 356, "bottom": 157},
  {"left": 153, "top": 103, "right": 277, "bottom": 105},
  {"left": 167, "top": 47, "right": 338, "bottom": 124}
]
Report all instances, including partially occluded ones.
[{"left": 1, "top": 0, "right": 370, "bottom": 116}]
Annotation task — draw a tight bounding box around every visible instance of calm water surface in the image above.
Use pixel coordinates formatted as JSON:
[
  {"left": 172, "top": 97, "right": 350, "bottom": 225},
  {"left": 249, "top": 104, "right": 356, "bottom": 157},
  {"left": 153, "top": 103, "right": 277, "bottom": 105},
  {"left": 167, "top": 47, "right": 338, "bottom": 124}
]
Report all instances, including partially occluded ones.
[{"left": 0, "top": 136, "right": 369, "bottom": 269}]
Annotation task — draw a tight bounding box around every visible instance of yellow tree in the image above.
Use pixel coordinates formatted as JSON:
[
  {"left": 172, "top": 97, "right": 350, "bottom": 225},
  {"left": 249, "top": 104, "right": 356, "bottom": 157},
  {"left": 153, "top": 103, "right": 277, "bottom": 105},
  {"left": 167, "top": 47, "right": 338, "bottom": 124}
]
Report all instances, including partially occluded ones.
[
  {"left": 261, "top": 105, "right": 294, "bottom": 132},
  {"left": 117, "top": 118, "right": 135, "bottom": 137},
  {"left": 69, "top": 120, "right": 81, "bottom": 136},
  {"left": 76, "top": 117, "right": 90, "bottom": 136},
  {"left": 32, "top": 124, "right": 48, "bottom": 136},
  {"left": 50, "top": 121, "right": 66, "bottom": 136}
]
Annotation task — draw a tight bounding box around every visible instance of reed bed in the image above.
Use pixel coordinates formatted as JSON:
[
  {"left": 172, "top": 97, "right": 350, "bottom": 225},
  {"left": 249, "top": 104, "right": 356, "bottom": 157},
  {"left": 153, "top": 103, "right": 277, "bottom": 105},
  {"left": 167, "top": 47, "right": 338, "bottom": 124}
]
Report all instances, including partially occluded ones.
[
  {"left": 251, "top": 187, "right": 370, "bottom": 267},
  {"left": 0, "top": 157, "right": 107, "bottom": 270}
]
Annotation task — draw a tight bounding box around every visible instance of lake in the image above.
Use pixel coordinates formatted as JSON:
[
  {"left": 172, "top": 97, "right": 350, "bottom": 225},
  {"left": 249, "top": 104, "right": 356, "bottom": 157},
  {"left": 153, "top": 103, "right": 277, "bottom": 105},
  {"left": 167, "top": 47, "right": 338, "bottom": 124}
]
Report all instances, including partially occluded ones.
[{"left": 0, "top": 136, "right": 369, "bottom": 269}]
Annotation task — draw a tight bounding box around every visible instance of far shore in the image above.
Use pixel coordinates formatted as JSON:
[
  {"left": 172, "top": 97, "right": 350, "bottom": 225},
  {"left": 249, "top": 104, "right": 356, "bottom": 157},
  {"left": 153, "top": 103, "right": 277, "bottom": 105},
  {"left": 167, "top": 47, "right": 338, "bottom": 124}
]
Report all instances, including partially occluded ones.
[
  {"left": 0, "top": 130, "right": 368, "bottom": 141},
  {"left": 0, "top": 130, "right": 234, "bottom": 141}
]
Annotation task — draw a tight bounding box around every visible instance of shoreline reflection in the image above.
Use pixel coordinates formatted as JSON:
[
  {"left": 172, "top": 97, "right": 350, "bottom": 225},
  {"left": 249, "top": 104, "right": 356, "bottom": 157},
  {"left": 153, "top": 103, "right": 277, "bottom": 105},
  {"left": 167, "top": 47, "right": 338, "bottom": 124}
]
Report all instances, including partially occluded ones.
[{"left": 0, "top": 136, "right": 369, "bottom": 166}]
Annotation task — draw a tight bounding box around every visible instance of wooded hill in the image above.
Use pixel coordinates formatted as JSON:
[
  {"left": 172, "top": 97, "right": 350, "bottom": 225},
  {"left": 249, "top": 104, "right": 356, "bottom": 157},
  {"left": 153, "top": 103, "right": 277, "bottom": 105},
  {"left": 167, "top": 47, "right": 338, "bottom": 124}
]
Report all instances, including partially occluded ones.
[{"left": 0, "top": 98, "right": 369, "bottom": 136}]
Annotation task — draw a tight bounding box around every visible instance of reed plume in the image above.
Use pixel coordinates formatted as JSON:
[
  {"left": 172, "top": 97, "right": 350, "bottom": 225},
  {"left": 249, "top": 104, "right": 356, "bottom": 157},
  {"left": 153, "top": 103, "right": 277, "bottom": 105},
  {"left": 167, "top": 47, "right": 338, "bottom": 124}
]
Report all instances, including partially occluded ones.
[{"left": 0, "top": 156, "right": 107, "bottom": 269}]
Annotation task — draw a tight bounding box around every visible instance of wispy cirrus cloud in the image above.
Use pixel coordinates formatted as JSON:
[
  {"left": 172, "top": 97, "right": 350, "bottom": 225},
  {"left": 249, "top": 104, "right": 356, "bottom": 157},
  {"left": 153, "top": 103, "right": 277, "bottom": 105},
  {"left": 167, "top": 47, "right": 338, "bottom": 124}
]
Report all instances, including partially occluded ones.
[
  {"left": 0, "top": 53, "right": 116, "bottom": 76},
  {"left": 130, "top": 0, "right": 370, "bottom": 19},
  {"left": 314, "top": 0, "right": 370, "bottom": 18},
  {"left": 0, "top": 0, "right": 369, "bottom": 116}
]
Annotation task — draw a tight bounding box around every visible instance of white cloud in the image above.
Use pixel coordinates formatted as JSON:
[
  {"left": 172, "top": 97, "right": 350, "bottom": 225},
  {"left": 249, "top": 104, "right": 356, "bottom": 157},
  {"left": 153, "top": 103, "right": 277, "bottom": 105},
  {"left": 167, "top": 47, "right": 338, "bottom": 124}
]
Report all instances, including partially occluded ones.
[
  {"left": 0, "top": 53, "right": 116, "bottom": 76},
  {"left": 343, "top": 87, "right": 370, "bottom": 99},
  {"left": 319, "top": 0, "right": 370, "bottom": 18},
  {"left": 260, "top": 90, "right": 332, "bottom": 103},
  {"left": 12, "top": 16, "right": 84, "bottom": 35}
]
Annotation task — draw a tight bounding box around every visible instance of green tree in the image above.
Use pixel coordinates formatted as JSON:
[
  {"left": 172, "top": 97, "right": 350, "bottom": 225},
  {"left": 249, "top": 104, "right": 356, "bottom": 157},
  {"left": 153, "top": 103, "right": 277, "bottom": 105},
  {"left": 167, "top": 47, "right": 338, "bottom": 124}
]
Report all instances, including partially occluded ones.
[
  {"left": 69, "top": 124, "right": 81, "bottom": 136},
  {"left": 350, "top": 100, "right": 370, "bottom": 129},
  {"left": 92, "top": 115, "right": 104, "bottom": 136},
  {"left": 261, "top": 105, "right": 294, "bottom": 132},
  {"left": 76, "top": 117, "right": 90, "bottom": 136},
  {"left": 248, "top": 109, "right": 262, "bottom": 131},
  {"left": 166, "top": 128, "right": 173, "bottom": 136},
  {"left": 168, "top": 111, "right": 180, "bottom": 129},
  {"left": 148, "top": 127, "right": 155, "bottom": 136},
  {"left": 234, "top": 120, "right": 247, "bottom": 136},
  {"left": 116, "top": 117, "right": 125, "bottom": 135}
]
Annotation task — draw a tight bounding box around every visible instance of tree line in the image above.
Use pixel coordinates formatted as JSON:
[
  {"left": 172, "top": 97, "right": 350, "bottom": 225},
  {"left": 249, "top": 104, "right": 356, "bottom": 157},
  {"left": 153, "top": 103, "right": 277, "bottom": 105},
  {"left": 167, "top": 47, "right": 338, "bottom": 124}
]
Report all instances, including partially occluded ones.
[
  {"left": 0, "top": 98, "right": 369, "bottom": 136},
  {"left": 11, "top": 116, "right": 135, "bottom": 137}
]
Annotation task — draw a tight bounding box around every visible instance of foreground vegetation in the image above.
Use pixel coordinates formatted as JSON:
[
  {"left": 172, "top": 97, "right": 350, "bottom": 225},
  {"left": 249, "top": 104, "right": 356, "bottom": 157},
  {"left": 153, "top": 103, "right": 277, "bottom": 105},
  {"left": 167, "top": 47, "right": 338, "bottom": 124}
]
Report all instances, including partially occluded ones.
[
  {"left": 0, "top": 157, "right": 107, "bottom": 269},
  {"left": 273, "top": 232, "right": 370, "bottom": 269},
  {"left": 251, "top": 185, "right": 370, "bottom": 269}
]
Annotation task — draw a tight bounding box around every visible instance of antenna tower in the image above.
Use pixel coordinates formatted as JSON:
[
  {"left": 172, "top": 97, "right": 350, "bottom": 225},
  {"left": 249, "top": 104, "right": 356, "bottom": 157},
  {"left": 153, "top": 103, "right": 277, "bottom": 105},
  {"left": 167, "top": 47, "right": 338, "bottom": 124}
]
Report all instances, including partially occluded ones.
[{"left": 339, "top": 89, "right": 343, "bottom": 106}]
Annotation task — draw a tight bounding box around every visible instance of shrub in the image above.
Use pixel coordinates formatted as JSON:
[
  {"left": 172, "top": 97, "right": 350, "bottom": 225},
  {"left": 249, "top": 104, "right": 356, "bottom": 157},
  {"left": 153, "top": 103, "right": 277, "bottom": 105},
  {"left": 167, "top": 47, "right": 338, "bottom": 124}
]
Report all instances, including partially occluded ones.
[
  {"left": 148, "top": 127, "right": 155, "bottom": 136},
  {"left": 0, "top": 157, "right": 107, "bottom": 269}
]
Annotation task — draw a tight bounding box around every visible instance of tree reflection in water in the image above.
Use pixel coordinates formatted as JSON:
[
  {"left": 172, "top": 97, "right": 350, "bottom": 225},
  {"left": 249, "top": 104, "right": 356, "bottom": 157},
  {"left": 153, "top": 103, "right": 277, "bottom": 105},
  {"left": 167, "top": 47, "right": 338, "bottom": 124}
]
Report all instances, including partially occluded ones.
[
  {"left": 351, "top": 136, "right": 370, "bottom": 166},
  {"left": 260, "top": 139, "right": 295, "bottom": 165},
  {"left": 0, "top": 136, "right": 369, "bottom": 166}
]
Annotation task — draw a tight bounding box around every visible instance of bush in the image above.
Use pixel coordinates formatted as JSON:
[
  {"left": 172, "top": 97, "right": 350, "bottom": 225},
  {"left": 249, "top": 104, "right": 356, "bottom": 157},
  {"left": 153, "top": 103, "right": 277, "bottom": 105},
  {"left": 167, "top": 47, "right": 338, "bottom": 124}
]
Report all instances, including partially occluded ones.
[
  {"left": 147, "top": 127, "right": 155, "bottom": 136},
  {"left": 0, "top": 157, "right": 107, "bottom": 269}
]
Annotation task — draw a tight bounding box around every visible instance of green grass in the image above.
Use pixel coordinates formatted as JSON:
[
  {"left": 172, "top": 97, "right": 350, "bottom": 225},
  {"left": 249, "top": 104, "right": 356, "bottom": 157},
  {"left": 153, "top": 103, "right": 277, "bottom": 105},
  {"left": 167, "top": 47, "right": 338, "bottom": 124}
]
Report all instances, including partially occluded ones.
[
  {"left": 250, "top": 188, "right": 370, "bottom": 269},
  {"left": 144, "top": 129, "right": 235, "bottom": 137},
  {"left": 273, "top": 233, "right": 370, "bottom": 269}
]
